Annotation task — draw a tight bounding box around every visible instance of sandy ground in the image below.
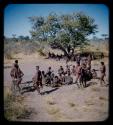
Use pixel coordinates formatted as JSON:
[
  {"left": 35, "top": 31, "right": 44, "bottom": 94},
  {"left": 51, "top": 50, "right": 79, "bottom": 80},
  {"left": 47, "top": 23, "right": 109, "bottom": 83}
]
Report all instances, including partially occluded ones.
[{"left": 4, "top": 53, "right": 109, "bottom": 122}]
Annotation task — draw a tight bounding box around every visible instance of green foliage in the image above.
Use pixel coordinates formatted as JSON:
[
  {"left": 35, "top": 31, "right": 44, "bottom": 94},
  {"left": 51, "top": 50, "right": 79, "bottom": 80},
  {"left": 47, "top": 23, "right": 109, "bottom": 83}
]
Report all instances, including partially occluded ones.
[
  {"left": 29, "top": 12, "right": 98, "bottom": 55},
  {"left": 37, "top": 48, "right": 46, "bottom": 56}
]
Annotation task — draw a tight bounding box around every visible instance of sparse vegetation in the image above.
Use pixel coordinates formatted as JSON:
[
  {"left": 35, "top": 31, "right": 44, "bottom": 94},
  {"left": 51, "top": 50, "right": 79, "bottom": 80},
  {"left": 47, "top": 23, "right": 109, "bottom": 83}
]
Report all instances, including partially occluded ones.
[
  {"left": 4, "top": 53, "right": 13, "bottom": 60},
  {"left": 37, "top": 48, "right": 46, "bottom": 56},
  {"left": 47, "top": 101, "right": 56, "bottom": 105},
  {"left": 68, "top": 102, "right": 75, "bottom": 107},
  {"left": 46, "top": 106, "right": 60, "bottom": 115},
  {"left": 85, "top": 99, "right": 95, "bottom": 105},
  {"left": 99, "top": 96, "right": 108, "bottom": 101},
  {"left": 4, "top": 39, "right": 49, "bottom": 60},
  {"left": 91, "top": 87, "right": 101, "bottom": 92},
  {"left": 4, "top": 87, "right": 33, "bottom": 121},
  {"left": 4, "top": 38, "right": 108, "bottom": 60}
]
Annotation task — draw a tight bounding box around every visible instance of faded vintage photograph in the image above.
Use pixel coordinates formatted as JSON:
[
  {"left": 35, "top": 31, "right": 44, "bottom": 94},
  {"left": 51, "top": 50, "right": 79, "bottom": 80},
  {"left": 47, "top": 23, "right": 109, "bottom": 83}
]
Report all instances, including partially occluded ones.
[{"left": 4, "top": 4, "right": 109, "bottom": 122}]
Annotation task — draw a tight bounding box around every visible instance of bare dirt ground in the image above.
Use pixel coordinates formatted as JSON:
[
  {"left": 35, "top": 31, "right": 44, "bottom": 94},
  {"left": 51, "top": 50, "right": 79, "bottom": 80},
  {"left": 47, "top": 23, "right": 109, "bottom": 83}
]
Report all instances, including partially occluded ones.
[{"left": 4, "top": 53, "right": 109, "bottom": 122}]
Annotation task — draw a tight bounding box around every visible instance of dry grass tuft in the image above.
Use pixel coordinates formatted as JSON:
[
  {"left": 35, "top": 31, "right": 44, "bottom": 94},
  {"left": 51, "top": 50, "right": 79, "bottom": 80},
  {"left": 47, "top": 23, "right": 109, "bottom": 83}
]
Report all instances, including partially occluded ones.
[
  {"left": 85, "top": 99, "right": 95, "bottom": 106},
  {"left": 91, "top": 87, "right": 101, "bottom": 92},
  {"left": 45, "top": 96, "right": 56, "bottom": 105},
  {"left": 82, "top": 106, "right": 90, "bottom": 112},
  {"left": 4, "top": 86, "right": 33, "bottom": 121},
  {"left": 46, "top": 106, "right": 60, "bottom": 115},
  {"left": 99, "top": 96, "right": 108, "bottom": 101},
  {"left": 68, "top": 102, "right": 75, "bottom": 107}
]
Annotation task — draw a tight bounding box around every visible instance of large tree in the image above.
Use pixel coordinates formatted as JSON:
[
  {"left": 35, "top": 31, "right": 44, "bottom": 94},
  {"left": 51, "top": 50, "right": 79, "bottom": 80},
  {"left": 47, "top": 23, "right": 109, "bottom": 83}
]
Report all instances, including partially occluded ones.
[{"left": 29, "top": 12, "right": 98, "bottom": 56}]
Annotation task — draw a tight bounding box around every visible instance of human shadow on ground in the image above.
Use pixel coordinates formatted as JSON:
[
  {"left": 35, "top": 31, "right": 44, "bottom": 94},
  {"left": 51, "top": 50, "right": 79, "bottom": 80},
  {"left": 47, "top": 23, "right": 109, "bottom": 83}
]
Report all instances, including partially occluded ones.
[
  {"left": 40, "top": 87, "right": 59, "bottom": 95},
  {"left": 21, "top": 86, "right": 59, "bottom": 95},
  {"left": 21, "top": 86, "right": 36, "bottom": 94},
  {"left": 85, "top": 81, "right": 98, "bottom": 88}
]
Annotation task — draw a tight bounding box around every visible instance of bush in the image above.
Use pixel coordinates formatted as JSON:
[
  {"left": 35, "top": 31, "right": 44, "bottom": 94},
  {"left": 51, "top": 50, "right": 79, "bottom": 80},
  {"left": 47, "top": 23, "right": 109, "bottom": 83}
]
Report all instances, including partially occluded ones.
[
  {"left": 37, "top": 48, "right": 46, "bottom": 56},
  {"left": 4, "top": 53, "right": 13, "bottom": 59}
]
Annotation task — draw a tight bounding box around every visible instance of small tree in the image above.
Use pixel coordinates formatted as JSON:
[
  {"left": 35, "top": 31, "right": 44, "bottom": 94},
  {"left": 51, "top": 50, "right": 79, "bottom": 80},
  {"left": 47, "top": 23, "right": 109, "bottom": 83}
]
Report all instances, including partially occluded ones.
[
  {"left": 12, "top": 34, "right": 19, "bottom": 42},
  {"left": 18, "top": 35, "right": 25, "bottom": 41},
  {"left": 101, "top": 34, "right": 108, "bottom": 40}
]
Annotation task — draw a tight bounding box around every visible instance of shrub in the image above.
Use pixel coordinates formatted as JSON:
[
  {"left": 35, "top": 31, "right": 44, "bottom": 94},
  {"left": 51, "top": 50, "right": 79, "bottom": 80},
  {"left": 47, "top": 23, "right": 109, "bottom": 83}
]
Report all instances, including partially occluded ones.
[
  {"left": 4, "top": 53, "right": 13, "bottom": 59},
  {"left": 37, "top": 48, "right": 46, "bottom": 56},
  {"left": 4, "top": 40, "right": 40, "bottom": 56},
  {"left": 68, "top": 102, "right": 75, "bottom": 107}
]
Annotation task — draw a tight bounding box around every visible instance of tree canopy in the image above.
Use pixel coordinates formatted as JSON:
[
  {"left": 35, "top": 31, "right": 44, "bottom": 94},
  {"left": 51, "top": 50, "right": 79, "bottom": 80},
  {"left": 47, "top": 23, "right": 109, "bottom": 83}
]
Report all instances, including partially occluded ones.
[{"left": 29, "top": 12, "right": 98, "bottom": 56}]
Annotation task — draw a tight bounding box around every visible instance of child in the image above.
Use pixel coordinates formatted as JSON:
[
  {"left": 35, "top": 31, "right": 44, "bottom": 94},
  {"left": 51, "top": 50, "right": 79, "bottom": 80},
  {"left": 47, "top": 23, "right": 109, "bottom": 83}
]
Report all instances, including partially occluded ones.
[
  {"left": 58, "top": 66, "right": 64, "bottom": 75},
  {"left": 91, "top": 69, "right": 97, "bottom": 79},
  {"left": 53, "top": 76, "right": 59, "bottom": 87},
  {"left": 65, "top": 72, "right": 73, "bottom": 85}
]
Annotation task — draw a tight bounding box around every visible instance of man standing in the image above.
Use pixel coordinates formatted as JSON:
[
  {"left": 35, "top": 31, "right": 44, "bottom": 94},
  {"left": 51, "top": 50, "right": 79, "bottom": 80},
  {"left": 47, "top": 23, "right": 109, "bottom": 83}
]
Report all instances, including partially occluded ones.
[
  {"left": 87, "top": 54, "right": 92, "bottom": 71},
  {"left": 71, "top": 65, "right": 76, "bottom": 75},
  {"left": 80, "top": 63, "right": 87, "bottom": 88},
  {"left": 10, "top": 63, "right": 24, "bottom": 93},
  {"left": 71, "top": 65, "right": 76, "bottom": 83},
  {"left": 75, "top": 62, "right": 82, "bottom": 84},
  {"left": 76, "top": 54, "right": 81, "bottom": 64},
  {"left": 32, "top": 66, "right": 43, "bottom": 94},
  {"left": 100, "top": 62, "right": 106, "bottom": 86},
  {"left": 46, "top": 67, "right": 53, "bottom": 85}
]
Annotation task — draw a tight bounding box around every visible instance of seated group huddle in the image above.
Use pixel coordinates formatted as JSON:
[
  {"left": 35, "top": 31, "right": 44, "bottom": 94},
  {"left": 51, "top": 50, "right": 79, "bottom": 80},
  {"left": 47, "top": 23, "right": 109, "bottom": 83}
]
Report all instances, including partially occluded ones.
[{"left": 10, "top": 56, "right": 106, "bottom": 94}]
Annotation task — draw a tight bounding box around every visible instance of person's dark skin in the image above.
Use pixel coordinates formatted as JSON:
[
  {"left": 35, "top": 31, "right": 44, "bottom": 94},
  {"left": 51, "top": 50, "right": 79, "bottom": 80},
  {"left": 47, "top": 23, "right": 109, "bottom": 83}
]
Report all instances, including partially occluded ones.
[
  {"left": 32, "top": 66, "right": 43, "bottom": 94},
  {"left": 100, "top": 62, "right": 106, "bottom": 86},
  {"left": 75, "top": 62, "right": 81, "bottom": 84},
  {"left": 10, "top": 63, "right": 24, "bottom": 92}
]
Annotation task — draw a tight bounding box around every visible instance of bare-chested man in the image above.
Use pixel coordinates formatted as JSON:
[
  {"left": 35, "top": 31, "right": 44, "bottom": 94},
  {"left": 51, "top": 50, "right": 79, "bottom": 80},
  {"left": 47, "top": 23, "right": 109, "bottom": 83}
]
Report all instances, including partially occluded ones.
[
  {"left": 65, "top": 65, "right": 70, "bottom": 75},
  {"left": 58, "top": 66, "right": 64, "bottom": 75},
  {"left": 58, "top": 74, "right": 64, "bottom": 85},
  {"left": 71, "top": 65, "right": 76, "bottom": 75},
  {"left": 80, "top": 63, "right": 87, "bottom": 88},
  {"left": 75, "top": 62, "right": 82, "bottom": 84},
  {"left": 71, "top": 65, "right": 76, "bottom": 83},
  {"left": 87, "top": 54, "right": 92, "bottom": 71},
  {"left": 46, "top": 67, "right": 53, "bottom": 85},
  {"left": 32, "top": 66, "right": 43, "bottom": 94},
  {"left": 100, "top": 62, "right": 106, "bottom": 86},
  {"left": 76, "top": 54, "right": 81, "bottom": 64},
  {"left": 10, "top": 63, "right": 24, "bottom": 92}
]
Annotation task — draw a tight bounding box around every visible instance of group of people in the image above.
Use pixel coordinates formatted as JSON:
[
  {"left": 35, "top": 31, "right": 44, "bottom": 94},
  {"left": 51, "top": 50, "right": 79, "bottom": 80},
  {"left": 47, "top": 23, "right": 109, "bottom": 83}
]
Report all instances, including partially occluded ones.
[
  {"left": 10, "top": 55, "right": 107, "bottom": 95},
  {"left": 48, "top": 52, "right": 63, "bottom": 61},
  {"left": 48, "top": 51, "right": 104, "bottom": 64},
  {"left": 47, "top": 52, "right": 78, "bottom": 62}
]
